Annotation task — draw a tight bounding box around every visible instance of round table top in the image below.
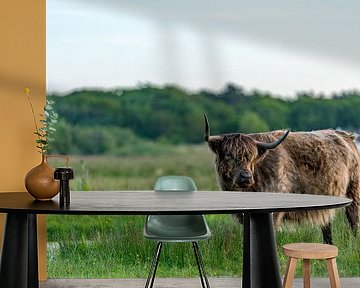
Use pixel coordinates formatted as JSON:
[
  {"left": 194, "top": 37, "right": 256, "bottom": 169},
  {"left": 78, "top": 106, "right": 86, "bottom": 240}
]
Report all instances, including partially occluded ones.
[{"left": 0, "top": 191, "right": 351, "bottom": 215}]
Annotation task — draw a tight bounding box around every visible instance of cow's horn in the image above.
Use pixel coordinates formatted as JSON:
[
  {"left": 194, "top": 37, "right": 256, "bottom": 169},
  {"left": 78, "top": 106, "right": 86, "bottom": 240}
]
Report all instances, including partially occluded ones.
[
  {"left": 204, "top": 113, "right": 223, "bottom": 142},
  {"left": 256, "top": 129, "right": 290, "bottom": 150}
]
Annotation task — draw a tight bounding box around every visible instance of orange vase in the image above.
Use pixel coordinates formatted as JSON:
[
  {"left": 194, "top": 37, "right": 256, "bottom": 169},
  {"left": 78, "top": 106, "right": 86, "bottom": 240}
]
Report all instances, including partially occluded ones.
[{"left": 25, "top": 155, "right": 68, "bottom": 201}]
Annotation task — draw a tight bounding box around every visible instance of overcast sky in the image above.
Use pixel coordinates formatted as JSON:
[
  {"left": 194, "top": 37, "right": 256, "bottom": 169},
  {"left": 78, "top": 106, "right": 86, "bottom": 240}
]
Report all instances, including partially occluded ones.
[{"left": 47, "top": 0, "right": 360, "bottom": 97}]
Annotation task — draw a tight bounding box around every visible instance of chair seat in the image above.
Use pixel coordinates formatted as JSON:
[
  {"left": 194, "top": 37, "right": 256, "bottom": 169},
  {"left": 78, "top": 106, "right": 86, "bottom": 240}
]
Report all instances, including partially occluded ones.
[
  {"left": 282, "top": 243, "right": 338, "bottom": 259},
  {"left": 144, "top": 215, "right": 211, "bottom": 242}
]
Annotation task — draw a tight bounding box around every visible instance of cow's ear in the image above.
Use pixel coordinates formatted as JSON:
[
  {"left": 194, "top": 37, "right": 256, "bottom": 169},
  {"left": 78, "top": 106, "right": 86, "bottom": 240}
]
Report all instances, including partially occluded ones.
[
  {"left": 256, "top": 146, "right": 269, "bottom": 160},
  {"left": 207, "top": 140, "right": 222, "bottom": 154}
]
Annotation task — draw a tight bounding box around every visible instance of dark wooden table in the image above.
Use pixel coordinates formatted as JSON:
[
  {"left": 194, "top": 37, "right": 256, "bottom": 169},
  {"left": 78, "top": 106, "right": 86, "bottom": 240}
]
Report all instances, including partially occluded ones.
[{"left": 0, "top": 191, "right": 351, "bottom": 288}]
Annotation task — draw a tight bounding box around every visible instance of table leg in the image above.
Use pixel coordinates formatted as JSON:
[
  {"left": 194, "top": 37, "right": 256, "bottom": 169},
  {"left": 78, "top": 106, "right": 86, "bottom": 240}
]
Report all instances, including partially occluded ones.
[
  {"left": 242, "top": 213, "right": 282, "bottom": 288},
  {"left": 28, "top": 214, "right": 39, "bottom": 288},
  {"left": 0, "top": 213, "right": 39, "bottom": 288}
]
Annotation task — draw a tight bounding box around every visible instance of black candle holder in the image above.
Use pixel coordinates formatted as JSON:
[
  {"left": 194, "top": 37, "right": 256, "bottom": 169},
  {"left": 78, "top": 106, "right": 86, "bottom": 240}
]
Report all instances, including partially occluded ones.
[{"left": 54, "top": 168, "right": 74, "bottom": 206}]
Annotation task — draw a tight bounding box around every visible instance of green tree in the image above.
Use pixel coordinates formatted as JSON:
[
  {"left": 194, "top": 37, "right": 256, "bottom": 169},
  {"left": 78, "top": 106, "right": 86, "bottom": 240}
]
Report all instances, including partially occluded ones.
[{"left": 238, "top": 111, "right": 269, "bottom": 133}]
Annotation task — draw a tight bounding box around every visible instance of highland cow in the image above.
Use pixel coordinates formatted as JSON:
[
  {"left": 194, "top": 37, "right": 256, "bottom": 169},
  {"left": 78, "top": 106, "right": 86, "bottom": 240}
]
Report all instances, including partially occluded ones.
[{"left": 204, "top": 114, "right": 360, "bottom": 244}]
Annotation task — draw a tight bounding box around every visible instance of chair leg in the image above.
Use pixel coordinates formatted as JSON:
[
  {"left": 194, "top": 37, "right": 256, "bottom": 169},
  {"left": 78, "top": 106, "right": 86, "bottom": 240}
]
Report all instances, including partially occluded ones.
[
  {"left": 192, "top": 242, "right": 206, "bottom": 288},
  {"left": 192, "top": 242, "right": 210, "bottom": 288},
  {"left": 327, "top": 258, "right": 341, "bottom": 288},
  {"left": 145, "top": 242, "right": 163, "bottom": 288},
  {"left": 282, "top": 257, "right": 297, "bottom": 288},
  {"left": 303, "top": 259, "right": 311, "bottom": 288}
]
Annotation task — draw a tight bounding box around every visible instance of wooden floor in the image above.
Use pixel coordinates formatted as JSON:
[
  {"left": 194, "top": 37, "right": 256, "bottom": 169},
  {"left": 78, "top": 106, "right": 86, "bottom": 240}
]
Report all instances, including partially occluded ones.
[{"left": 40, "top": 277, "right": 360, "bottom": 288}]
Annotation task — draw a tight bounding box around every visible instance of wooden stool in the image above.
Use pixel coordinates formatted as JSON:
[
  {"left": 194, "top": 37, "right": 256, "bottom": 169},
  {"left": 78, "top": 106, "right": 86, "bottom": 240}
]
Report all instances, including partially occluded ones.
[{"left": 282, "top": 243, "right": 341, "bottom": 288}]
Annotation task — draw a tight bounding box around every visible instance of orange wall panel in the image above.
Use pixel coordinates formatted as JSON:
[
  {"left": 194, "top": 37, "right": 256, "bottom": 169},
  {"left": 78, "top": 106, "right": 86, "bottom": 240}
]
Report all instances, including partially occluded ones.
[{"left": 0, "top": 0, "right": 47, "bottom": 281}]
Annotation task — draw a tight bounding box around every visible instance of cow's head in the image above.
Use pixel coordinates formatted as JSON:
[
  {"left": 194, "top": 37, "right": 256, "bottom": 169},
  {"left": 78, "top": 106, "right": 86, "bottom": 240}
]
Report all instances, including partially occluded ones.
[{"left": 204, "top": 114, "right": 290, "bottom": 190}]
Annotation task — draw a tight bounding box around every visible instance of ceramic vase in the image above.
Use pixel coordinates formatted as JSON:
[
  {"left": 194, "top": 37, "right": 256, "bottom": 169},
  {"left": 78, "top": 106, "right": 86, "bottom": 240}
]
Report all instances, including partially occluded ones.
[{"left": 25, "top": 155, "right": 68, "bottom": 201}]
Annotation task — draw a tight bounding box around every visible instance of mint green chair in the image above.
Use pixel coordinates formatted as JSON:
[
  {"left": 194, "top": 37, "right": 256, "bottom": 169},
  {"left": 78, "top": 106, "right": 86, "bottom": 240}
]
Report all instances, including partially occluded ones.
[{"left": 144, "top": 176, "right": 211, "bottom": 288}]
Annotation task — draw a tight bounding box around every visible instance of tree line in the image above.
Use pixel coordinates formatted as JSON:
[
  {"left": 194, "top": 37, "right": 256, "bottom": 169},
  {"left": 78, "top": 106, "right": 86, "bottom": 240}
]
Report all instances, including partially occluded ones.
[{"left": 48, "top": 84, "right": 360, "bottom": 155}]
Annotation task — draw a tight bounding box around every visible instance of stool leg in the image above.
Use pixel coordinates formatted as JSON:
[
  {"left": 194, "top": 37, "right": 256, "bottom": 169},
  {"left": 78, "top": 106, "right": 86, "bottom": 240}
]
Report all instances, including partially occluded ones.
[
  {"left": 327, "top": 258, "right": 341, "bottom": 288},
  {"left": 282, "top": 257, "right": 297, "bottom": 288},
  {"left": 303, "top": 259, "right": 311, "bottom": 288}
]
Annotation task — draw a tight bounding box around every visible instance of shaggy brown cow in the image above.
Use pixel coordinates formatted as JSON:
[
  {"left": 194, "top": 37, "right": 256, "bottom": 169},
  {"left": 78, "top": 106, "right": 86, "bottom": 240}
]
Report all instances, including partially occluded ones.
[{"left": 204, "top": 114, "right": 360, "bottom": 244}]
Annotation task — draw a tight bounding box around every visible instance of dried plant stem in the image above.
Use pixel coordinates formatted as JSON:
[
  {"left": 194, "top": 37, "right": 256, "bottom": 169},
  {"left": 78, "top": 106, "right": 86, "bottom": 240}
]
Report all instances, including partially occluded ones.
[{"left": 25, "top": 90, "right": 45, "bottom": 154}]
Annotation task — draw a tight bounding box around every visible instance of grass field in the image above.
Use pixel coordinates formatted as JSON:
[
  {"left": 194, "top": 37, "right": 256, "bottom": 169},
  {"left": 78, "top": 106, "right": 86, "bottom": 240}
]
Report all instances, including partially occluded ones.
[{"left": 47, "top": 145, "right": 360, "bottom": 278}]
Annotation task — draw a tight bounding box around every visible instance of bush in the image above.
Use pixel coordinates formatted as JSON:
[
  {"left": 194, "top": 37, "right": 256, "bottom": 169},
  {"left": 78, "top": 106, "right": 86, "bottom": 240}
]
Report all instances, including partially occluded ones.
[{"left": 50, "top": 121, "right": 173, "bottom": 156}]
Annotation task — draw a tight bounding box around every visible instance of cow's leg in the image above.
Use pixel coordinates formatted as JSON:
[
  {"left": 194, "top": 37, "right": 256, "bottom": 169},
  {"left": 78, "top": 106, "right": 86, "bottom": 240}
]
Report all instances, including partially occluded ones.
[
  {"left": 345, "top": 205, "right": 359, "bottom": 236},
  {"left": 321, "top": 223, "right": 333, "bottom": 245},
  {"left": 345, "top": 178, "right": 360, "bottom": 235},
  {"left": 234, "top": 213, "right": 244, "bottom": 224},
  {"left": 273, "top": 212, "right": 284, "bottom": 230}
]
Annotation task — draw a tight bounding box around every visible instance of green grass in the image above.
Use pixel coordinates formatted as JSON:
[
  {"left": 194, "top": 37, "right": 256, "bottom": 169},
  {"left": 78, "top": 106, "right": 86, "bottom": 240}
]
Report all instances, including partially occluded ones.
[{"left": 47, "top": 145, "right": 360, "bottom": 278}]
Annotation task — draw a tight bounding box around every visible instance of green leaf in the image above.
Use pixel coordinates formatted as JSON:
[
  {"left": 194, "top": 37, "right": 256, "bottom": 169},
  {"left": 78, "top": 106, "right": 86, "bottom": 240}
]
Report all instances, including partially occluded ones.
[{"left": 49, "top": 111, "right": 57, "bottom": 117}]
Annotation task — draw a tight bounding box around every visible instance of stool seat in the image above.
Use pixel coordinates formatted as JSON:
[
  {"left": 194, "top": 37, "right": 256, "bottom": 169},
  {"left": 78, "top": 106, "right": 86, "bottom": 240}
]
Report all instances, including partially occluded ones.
[
  {"left": 282, "top": 243, "right": 341, "bottom": 288},
  {"left": 282, "top": 243, "right": 338, "bottom": 259}
]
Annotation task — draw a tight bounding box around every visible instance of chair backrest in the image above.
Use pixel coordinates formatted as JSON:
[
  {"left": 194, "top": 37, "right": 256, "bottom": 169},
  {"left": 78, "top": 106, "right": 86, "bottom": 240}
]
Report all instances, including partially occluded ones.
[
  {"left": 144, "top": 176, "right": 210, "bottom": 241},
  {"left": 154, "top": 176, "right": 197, "bottom": 192}
]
